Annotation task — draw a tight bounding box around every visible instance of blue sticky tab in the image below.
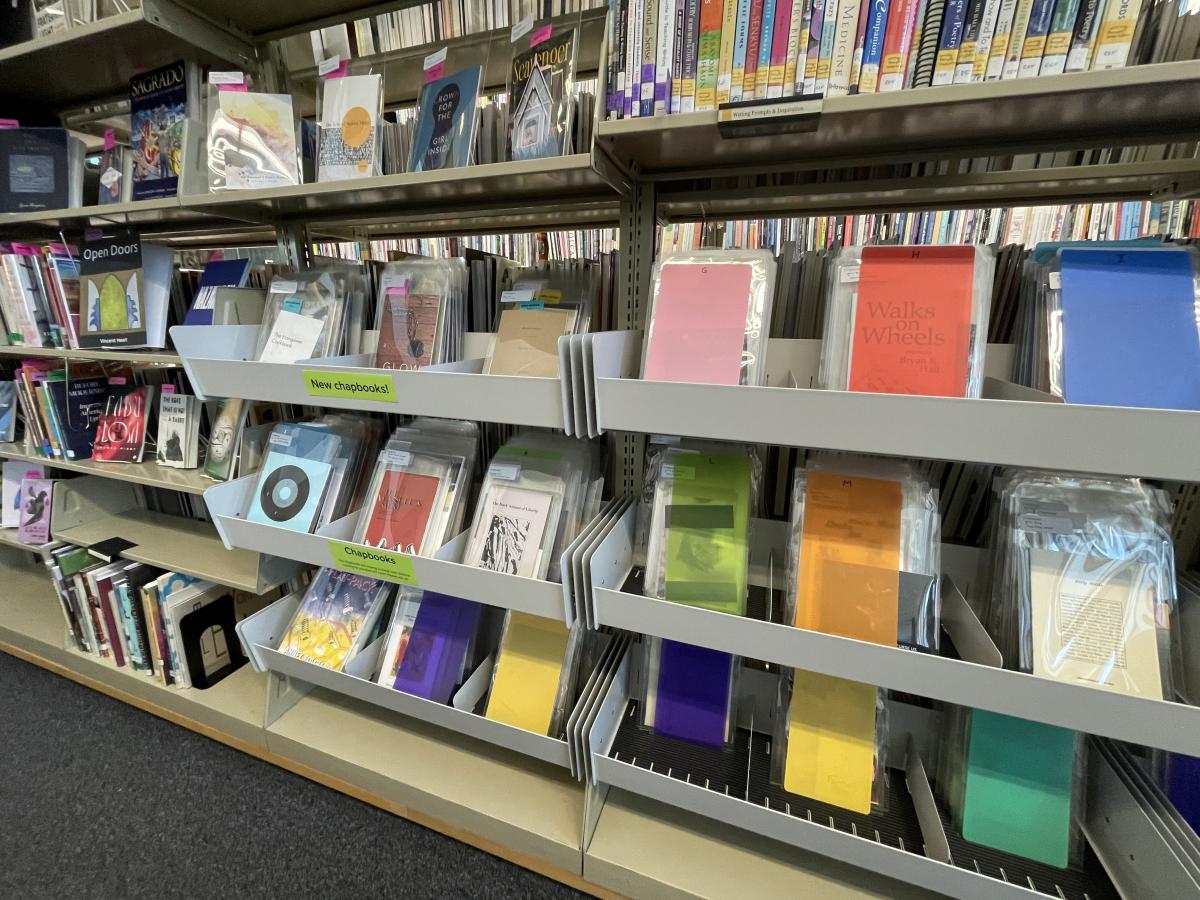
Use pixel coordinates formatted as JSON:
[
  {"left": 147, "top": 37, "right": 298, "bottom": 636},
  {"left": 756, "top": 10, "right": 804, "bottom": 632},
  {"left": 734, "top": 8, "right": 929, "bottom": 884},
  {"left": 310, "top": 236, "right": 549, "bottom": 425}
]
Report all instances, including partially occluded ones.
[{"left": 282, "top": 296, "right": 304, "bottom": 314}]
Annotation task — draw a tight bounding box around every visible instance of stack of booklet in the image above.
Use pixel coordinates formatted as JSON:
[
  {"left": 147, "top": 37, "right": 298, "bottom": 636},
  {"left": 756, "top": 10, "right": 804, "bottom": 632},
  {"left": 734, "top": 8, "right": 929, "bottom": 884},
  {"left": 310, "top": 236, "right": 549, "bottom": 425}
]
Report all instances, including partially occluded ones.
[
  {"left": 485, "top": 263, "right": 598, "bottom": 378},
  {"left": 253, "top": 267, "right": 370, "bottom": 363},
  {"left": 372, "top": 259, "right": 467, "bottom": 370},
  {"left": 278, "top": 568, "right": 393, "bottom": 672}
]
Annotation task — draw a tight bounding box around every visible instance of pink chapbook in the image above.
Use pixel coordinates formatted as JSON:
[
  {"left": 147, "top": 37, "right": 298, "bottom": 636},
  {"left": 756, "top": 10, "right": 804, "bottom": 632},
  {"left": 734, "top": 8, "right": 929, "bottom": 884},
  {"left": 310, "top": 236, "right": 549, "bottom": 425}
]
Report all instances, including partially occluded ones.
[{"left": 642, "top": 257, "right": 759, "bottom": 386}]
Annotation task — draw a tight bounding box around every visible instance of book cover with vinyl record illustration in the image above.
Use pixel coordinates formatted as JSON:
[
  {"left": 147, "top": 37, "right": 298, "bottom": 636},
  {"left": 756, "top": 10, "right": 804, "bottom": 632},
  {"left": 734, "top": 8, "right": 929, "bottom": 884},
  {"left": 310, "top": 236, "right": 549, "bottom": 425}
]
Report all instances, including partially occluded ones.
[
  {"left": 246, "top": 424, "right": 340, "bottom": 533},
  {"left": 508, "top": 29, "right": 576, "bottom": 161},
  {"left": 410, "top": 66, "right": 481, "bottom": 172}
]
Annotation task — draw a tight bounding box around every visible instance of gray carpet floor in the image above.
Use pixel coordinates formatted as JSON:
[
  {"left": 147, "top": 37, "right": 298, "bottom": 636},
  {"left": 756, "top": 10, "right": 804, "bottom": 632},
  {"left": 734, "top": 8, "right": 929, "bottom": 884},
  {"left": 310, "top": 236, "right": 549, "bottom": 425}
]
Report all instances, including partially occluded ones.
[{"left": 0, "top": 651, "right": 585, "bottom": 900}]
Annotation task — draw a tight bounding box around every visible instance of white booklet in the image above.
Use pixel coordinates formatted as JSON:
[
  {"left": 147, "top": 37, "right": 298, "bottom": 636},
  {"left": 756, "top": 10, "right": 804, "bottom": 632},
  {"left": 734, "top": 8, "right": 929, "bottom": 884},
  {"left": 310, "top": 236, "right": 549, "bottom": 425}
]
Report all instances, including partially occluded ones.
[
  {"left": 317, "top": 74, "right": 382, "bottom": 181},
  {"left": 257, "top": 310, "right": 327, "bottom": 363},
  {"left": 464, "top": 482, "right": 560, "bottom": 579}
]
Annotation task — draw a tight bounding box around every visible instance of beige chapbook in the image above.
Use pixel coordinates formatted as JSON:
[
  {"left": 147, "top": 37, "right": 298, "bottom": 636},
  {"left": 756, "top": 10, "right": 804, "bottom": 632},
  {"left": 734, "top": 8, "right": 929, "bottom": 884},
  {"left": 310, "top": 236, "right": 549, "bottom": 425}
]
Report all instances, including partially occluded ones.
[{"left": 485, "top": 308, "right": 576, "bottom": 378}]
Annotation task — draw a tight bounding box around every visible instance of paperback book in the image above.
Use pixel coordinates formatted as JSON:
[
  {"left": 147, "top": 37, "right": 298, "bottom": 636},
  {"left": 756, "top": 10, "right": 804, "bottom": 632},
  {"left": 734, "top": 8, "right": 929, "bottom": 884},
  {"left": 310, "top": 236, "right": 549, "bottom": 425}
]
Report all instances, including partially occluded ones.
[
  {"left": 0, "top": 128, "right": 82, "bottom": 213},
  {"left": 508, "top": 28, "right": 577, "bottom": 161},
  {"left": 410, "top": 66, "right": 481, "bottom": 172},
  {"left": 317, "top": 74, "right": 382, "bottom": 181},
  {"left": 202, "top": 398, "right": 247, "bottom": 482},
  {"left": 17, "top": 473, "right": 52, "bottom": 545},
  {"left": 78, "top": 231, "right": 173, "bottom": 350},
  {"left": 278, "top": 568, "right": 390, "bottom": 671},
  {"left": 208, "top": 90, "right": 299, "bottom": 191},
  {"left": 130, "top": 61, "right": 191, "bottom": 201},
  {"left": 156, "top": 392, "right": 200, "bottom": 469},
  {"left": 92, "top": 384, "right": 154, "bottom": 463}
]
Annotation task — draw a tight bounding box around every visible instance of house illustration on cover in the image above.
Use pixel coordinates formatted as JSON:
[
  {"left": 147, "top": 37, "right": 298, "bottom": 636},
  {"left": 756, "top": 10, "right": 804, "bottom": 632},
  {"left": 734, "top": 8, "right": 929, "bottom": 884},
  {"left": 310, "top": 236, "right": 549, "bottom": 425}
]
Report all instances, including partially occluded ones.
[{"left": 511, "top": 65, "right": 555, "bottom": 161}]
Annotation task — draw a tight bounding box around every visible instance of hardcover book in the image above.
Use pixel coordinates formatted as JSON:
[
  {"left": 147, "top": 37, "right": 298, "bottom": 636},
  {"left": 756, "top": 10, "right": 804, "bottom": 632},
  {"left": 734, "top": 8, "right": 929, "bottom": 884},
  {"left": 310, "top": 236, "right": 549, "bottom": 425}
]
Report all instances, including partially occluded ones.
[
  {"left": 508, "top": 28, "right": 577, "bottom": 161},
  {"left": 317, "top": 74, "right": 382, "bottom": 181},
  {"left": 410, "top": 66, "right": 481, "bottom": 172},
  {"left": 130, "top": 61, "right": 190, "bottom": 200},
  {"left": 92, "top": 385, "right": 153, "bottom": 463}
]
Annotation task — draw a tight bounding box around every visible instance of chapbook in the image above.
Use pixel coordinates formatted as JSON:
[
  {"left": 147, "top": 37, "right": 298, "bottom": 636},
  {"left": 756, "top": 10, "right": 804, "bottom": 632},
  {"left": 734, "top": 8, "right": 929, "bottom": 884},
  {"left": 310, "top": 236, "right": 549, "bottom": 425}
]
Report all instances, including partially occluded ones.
[
  {"left": 279, "top": 568, "right": 389, "bottom": 671},
  {"left": 376, "top": 289, "right": 443, "bottom": 370},
  {"left": 17, "top": 473, "right": 51, "bottom": 545},
  {"left": 183, "top": 258, "right": 251, "bottom": 326},
  {"left": 0, "top": 128, "right": 83, "bottom": 212},
  {"left": 484, "top": 612, "right": 571, "bottom": 735},
  {"left": 464, "top": 481, "right": 559, "bottom": 577},
  {"left": 485, "top": 308, "right": 576, "bottom": 378},
  {"left": 202, "top": 397, "right": 247, "bottom": 482},
  {"left": 358, "top": 468, "right": 443, "bottom": 553},
  {"left": 78, "top": 232, "right": 173, "bottom": 349},
  {"left": 646, "top": 640, "right": 736, "bottom": 748},
  {"left": 246, "top": 423, "right": 341, "bottom": 533},
  {"left": 130, "top": 61, "right": 191, "bottom": 200},
  {"left": 208, "top": 91, "right": 299, "bottom": 191},
  {"left": 2, "top": 460, "right": 42, "bottom": 528},
  {"left": 508, "top": 28, "right": 576, "bottom": 161},
  {"left": 391, "top": 592, "right": 483, "bottom": 703},
  {"left": 1057, "top": 247, "right": 1200, "bottom": 410},
  {"left": 318, "top": 74, "right": 382, "bottom": 181},
  {"left": 410, "top": 66, "right": 481, "bottom": 172}
]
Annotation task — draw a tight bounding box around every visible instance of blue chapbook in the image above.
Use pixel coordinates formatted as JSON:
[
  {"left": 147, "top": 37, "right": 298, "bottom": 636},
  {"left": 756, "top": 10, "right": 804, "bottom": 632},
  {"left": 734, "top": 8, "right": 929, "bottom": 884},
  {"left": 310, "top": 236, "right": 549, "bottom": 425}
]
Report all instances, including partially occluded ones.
[{"left": 1059, "top": 248, "right": 1200, "bottom": 410}]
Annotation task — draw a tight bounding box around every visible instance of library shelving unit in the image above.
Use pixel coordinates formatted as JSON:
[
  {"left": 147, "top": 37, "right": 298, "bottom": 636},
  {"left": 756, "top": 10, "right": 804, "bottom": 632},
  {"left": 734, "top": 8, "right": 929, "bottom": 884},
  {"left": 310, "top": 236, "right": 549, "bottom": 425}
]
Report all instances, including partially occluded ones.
[{"left": 1, "top": 5, "right": 1199, "bottom": 899}]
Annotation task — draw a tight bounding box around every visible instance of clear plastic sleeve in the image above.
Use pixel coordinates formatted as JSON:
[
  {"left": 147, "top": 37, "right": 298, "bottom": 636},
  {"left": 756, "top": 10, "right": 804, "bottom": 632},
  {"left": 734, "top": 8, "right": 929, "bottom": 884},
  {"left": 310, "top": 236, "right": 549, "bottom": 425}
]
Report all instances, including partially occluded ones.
[
  {"left": 372, "top": 258, "right": 467, "bottom": 369},
  {"left": 818, "top": 244, "right": 995, "bottom": 399},
  {"left": 461, "top": 455, "right": 566, "bottom": 581},
  {"left": 316, "top": 72, "right": 384, "bottom": 182},
  {"left": 253, "top": 271, "right": 347, "bottom": 363},
  {"left": 641, "top": 250, "right": 777, "bottom": 388},
  {"left": 507, "top": 23, "right": 577, "bottom": 161},
  {"left": 277, "top": 567, "right": 392, "bottom": 672},
  {"left": 985, "top": 470, "right": 1179, "bottom": 701},
  {"left": 483, "top": 610, "right": 584, "bottom": 737},
  {"left": 408, "top": 43, "right": 488, "bottom": 173},
  {"left": 206, "top": 82, "right": 300, "bottom": 191},
  {"left": 785, "top": 453, "right": 942, "bottom": 653}
]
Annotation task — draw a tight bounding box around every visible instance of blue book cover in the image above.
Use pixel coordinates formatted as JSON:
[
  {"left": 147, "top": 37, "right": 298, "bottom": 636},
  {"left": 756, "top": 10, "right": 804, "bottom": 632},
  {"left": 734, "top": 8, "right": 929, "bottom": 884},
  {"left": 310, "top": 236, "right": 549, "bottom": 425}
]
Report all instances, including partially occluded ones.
[
  {"left": 1059, "top": 248, "right": 1200, "bottom": 410},
  {"left": 47, "top": 376, "right": 107, "bottom": 460},
  {"left": 938, "top": 0, "right": 969, "bottom": 52},
  {"left": 0, "top": 381, "right": 14, "bottom": 442},
  {"left": 861, "top": 0, "right": 891, "bottom": 81},
  {"left": 756, "top": 0, "right": 778, "bottom": 89},
  {"left": 0, "top": 128, "right": 71, "bottom": 213},
  {"left": 411, "top": 66, "right": 482, "bottom": 173},
  {"left": 247, "top": 423, "right": 342, "bottom": 533},
  {"left": 129, "top": 61, "right": 188, "bottom": 201},
  {"left": 184, "top": 258, "right": 251, "bottom": 326}
]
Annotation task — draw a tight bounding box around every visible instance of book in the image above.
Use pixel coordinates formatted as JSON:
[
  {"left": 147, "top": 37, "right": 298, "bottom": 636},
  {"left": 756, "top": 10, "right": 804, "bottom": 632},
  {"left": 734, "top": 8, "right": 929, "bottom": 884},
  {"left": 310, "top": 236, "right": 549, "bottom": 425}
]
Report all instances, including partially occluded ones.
[
  {"left": 785, "top": 0, "right": 810, "bottom": 95},
  {"left": 640, "top": 0, "right": 658, "bottom": 117},
  {"left": 318, "top": 74, "right": 383, "bottom": 181},
  {"left": 731, "top": 0, "right": 754, "bottom": 101},
  {"left": 0, "top": 381, "right": 15, "bottom": 442},
  {"left": 655, "top": 0, "right": 679, "bottom": 114},
  {"left": 0, "top": 129, "right": 82, "bottom": 213},
  {"left": 880, "top": 0, "right": 922, "bottom": 89},
  {"left": 92, "top": 385, "right": 154, "bottom": 463},
  {"left": 2, "top": 460, "right": 42, "bottom": 528},
  {"left": 78, "top": 232, "right": 173, "bottom": 350},
  {"left": 177, "top": 587, "right": 246, "bottom": 689},
  {"left": 390, "top": 591, "right": 483, "bottom": 702},
  {"left": 358, "top": 468, "right": 444, "bottom": 553},
  {"left": 815, "top": 0, "right": 841, "bottom": 93},
  {"left": 952, "top": 0, "right": 989, "bottom": 81},
  {"left": 208, "top": 90, "right": 299, "bottom": 191},
  {"left": 1038, "top": 0, "right": 1081, "bottom": 74},
  {"left": 968, "top": 0, "right": 1004, "bottom": 79},
  {"left": 857, "top": 0, "right": 892, "bottom": 92},
  {"left": 508, "top": 28, "right": 577, "bottom": 161},
  {"left": 717, "top": 0, "right": 741, "bottom": 102},
  {"left": 0, "top": 247, "right": 52, "bottom": 346},
  {"left": 1001, "top": 0, "right": 1036, "bottom": 78},
  {"left": 246, "top": 424, "right": 341, "bottom": 533},
  {"left": 278, "top": 568, "right": 389, "bottom": 671},
  {"left": 157, "top": 392, "right": 199, "bottom": 469},
  {"left": 377, "top": 289, "right": 444, "bottom": 370},
  {"left": 826, "top": 0, "right": 862, "bottom": 96},
  {"left": 484, "top": 612, "right": 572, "bottom": 735},
  {"left": 911, "top": 0, "right": 947, "bottom": 86},
  {"left": 984, "top": 0, "right": 1019, "bottom": 77},
  {"left": 754, "top": 0, "right": 778, "bottom": 98},
  {"left": 130, "top": 61, "right": 191, "bottom": 201},
  {"left": 849, "top": 0, "right": 873, "bottom": 90},
  {"left": 681, "top": 0, "right": 701, "bottom": 111},
  {"left": 45, "top": 375, "right": 107, "bottom": 460},
  {"left": 1057, "top": 248, "right": 1200, "bottom": 410},
  {"left": 932, "top": 0, "right": 969, "bottom": 84},
  {"left": 97, "top": 144, "right": 125, "bottom": 205},
  {"left": 696, "top": 0, "right": 725, "bottom": 110},
  {"left": 745, "top": 0, "right": 765, "bottom": 97},
  {"left": 203, "top": 398, "right": 246, "bottom": 482},
  {"left": 183, "top": 258, "right": 252, "bottom": 327},
  {"left": 671, "top": 0, "right": 688, "bottom": 111},
  {"left": 410, "top": 67, "right": 481, "bottom": 172},
  {"left": 32, "top": 0, "right": 68, "bottom": 37},
  {"left": 649, "top": 639, "right": 736, "bottom": 746},
  {"left": 768, "top": 0, "right": 795, "bottom": 96},
  {"left": 1092, "top": 0, "right": 1142, "bottom": 69},
  {"left": 464, "top": 482, "right": 561, "bottom": 578},
  {"left": 485, "top": 307, "right": 576, "bottom": 378},
  {"left": 1064, "top": 0, "right": 1104, "bottom": 72},
  {"left": 1017, "top": 0, "right": 1056, "bottom": 77},
  {"left": 804, "top": 0, "right": 826, "bottom": 91},
  {"left": 16, "top": 474, "right": 51, "bottom": 545}
]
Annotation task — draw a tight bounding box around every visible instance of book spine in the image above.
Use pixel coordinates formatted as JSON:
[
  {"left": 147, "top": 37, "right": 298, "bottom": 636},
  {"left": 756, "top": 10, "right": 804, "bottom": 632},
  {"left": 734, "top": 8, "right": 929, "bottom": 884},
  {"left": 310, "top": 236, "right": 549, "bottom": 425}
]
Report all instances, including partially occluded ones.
[
  {"left": 731, "top": 0, "right": 753, "bottom": 100},
  {"left": 1038, "top": 0, "right": 1080, "bottom": 73},
  {"left": 767, "top": 0, "right": 794, "bottom": 96},
  {"left": 744, "top": 0, "right": 766, "bottom": 96},
  {"left": 641, "top": 0, "right": 658, "bottom": 115},
  {"left": 879, "top": 0, "right": 919, "bottom": 89},
  {"left": 1064, "top": 0, "right": 1103, "bottom": 71},
  {"left": 858, "top": 0, "right": 893, "bottom": 93},
  {"left": 969, "top": 0, "right": 1004, "bottom": 78},
  {"left": 826, "top": 0, "right": 863, "bottom": 95},
  {"left": 785, "top": 0, "right": 810, "bottom": 94},
  {"left": 903, "top": 0, "right": 932, "bottom": 86},
  {"left": 670, "top": 0, "right": 686, "bottom": 110},
  {"left": 1091, "top": 0, "right": 1141, "bottom": 69},
  {"left": 1001, "top": 0, "right": 1036, "bottom": 78},
  {"left": 932, "top": 0, "right": 968, "bottom": 84},
  {"left": 718, "top": 0, "right": 741, "bottom": 101},
  {"left": 682, "top": 0, "right": 702, "bottom": 110},
  {"left": 848, "top": 0, "right": 873, "bottom": 91},
  {"left": 606, "top": 0, "right": 623, "bottom": 115},
  {"left": 816, "top": 0, "right": 841, "bottom": 93},
  {"left": 655, "top": 0, "right": 676, "bottom": 113},
  {"left": 984, "top": 0, "right": 1018, "bottom": 76},
  {"left": 754, "top": 0, "right": 777, "bottom": 98},
  {"left": 624, "top": 0, "right": 641, "bottom": 114},
  {"left": 803, "top": 0, "right": 825, "bottom": 90},
  {"left": 953, "top": 0, "right": 988, "bottom": 81},
  {"left": 1017, "top": 0, "right": 1056, "bottom": 77},
  {"left": 696, "top": 0, "right": 724, "bottom": 110}
]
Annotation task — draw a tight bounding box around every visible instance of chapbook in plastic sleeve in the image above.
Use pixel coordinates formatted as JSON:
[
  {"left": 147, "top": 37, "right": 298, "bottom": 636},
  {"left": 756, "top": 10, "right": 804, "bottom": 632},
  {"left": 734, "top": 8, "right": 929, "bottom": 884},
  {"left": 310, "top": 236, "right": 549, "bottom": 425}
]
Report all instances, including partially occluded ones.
[
  {"left": 278, "top": 568, "right": 391, "bottom": 672},
  {"left": 317, "top": 74, "right": 383, "bottom": 181},
  {"left": 485, "top": 307, "right": 576, "bottom": 377},
  {"left": 207, "top": 90, "right": 300, "bottom": 191},
  {"left": 819, "top": 244, "right": 994, "bottom": 398},
  {"left": 389, "top": 591, "right": 483, "bottom": 703},
  {"left": 508, "top": 27, "right": 577, "bottom": 161},
  {"left": 641, "top": 250, "right": 777, "bottom": 387},
  {"left": 245, "top": 423, "right": 343, "bottom": 534},
  {"left": 410, "top": 66, "right": 481, "bottom": 172},
  {"left": 484, "top": 611, "right": 572, "bottom": 735}
]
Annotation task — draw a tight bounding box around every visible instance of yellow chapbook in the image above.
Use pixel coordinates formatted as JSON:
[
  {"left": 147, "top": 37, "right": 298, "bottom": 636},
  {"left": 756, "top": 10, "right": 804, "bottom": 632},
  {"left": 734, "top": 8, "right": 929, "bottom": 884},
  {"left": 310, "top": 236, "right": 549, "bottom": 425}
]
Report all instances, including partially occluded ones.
[
  {"left": 784, "top": 671, "right": 879, "bottom": 813},
  {"left": 484, "top": 612, "right": 569, "bottom": 735}
]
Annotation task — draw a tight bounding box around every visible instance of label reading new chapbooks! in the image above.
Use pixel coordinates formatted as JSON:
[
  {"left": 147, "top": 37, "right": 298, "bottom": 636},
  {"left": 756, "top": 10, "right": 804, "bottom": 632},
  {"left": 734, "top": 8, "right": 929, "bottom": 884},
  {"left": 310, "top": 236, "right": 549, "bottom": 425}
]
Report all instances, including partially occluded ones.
[
  {"left": 303, "top": 370, "right": 397, "bottom": 403},
  {"left": 848, "top": 246, "right": 976, "bottom": 397},
  {"left": 328, "top": 540, "right": 418, "bottom": 586}
]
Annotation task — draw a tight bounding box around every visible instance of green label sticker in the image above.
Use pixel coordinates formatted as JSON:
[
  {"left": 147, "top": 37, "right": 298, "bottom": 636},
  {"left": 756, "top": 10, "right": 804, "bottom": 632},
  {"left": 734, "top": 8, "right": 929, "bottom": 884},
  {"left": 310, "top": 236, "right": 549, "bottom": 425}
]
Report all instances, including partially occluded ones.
[
  {"left": 303, "top": 370, "right": 397, "bottom": 403},
  {"left": 328, "top": 540, "right": 419, "bottom": 585}
]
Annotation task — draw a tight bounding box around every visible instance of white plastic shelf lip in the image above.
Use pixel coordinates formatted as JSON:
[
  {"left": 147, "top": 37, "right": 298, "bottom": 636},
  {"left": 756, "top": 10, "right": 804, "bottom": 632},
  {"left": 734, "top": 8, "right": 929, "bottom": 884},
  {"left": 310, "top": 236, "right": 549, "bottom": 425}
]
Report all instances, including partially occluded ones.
[
  {"left": 593, "top": 376, "right": 1200, "bottom": 480},
  {"left": 591, "top": 588, "right": 1200, "bottom": 756},
  {"left": 256, "top": 645, "right": 571, "bottom": 768}
]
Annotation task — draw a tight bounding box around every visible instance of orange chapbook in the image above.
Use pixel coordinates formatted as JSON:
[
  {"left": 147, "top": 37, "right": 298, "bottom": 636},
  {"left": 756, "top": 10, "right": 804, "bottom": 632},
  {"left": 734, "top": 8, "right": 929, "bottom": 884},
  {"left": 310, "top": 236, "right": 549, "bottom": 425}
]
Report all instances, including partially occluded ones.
[
  {"left": 785, "top": 471, "right": 902, "bottom": 813},
  {"left": 848, "top": 246, "right": 977, "bottom": 397}
]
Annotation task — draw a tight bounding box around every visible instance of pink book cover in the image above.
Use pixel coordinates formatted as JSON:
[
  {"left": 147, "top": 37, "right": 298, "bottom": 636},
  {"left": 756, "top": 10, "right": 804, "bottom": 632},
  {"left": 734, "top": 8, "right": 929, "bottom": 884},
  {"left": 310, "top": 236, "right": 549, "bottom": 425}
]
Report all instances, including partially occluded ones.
[
  {"left": 643, "top": 261, "right": 754, "bottom": 386},
  {"left": 771, "top": 0, "right": 795, "bottom": 78},
  {"left": 17, "top": 475, "right": 51, "bottom": 545},
  {"left": 94, "top": 573, "right": 127, "bottom": 668}
]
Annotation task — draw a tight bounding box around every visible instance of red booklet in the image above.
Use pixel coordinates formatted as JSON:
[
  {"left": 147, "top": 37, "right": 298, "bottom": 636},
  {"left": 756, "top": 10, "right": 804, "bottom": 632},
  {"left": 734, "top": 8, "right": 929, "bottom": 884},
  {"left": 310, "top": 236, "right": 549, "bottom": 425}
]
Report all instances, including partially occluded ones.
[
  {"left": 376, "top": 291, "right": 442, "bottom": 370},
  {"left": 361, "top": 470, "right": 442, "bottom": 553},
  {"left": 92, "top": 385, "right": 153, "bottom": 463},
  {"left": 848, "top": 246, "right": 977, "bottom": 398}
]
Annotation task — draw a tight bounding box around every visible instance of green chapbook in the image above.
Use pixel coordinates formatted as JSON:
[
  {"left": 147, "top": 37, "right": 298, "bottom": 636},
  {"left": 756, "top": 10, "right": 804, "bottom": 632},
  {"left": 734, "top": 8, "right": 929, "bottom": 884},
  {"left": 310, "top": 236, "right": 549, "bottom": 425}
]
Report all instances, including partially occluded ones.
[
  {"left": 663, "top": 453, "right": 752, "bottom": 613},
  {"left": 961, "top": 710, "right": 1077, "bottom": 868}
]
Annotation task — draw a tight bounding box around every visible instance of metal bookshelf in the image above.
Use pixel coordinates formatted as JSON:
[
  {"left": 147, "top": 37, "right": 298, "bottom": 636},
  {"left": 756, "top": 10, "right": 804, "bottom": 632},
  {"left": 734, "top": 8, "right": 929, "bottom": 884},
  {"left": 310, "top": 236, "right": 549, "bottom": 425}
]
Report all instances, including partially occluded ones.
[
  {"left": 0, "top": 442, "right": 211, "bottom": 496},
  {"left": 0, "top": 5, "right": 1198, "bottom": 899},
  {"left": 0, "top": 346, "right": 182, "bottom": 365}
]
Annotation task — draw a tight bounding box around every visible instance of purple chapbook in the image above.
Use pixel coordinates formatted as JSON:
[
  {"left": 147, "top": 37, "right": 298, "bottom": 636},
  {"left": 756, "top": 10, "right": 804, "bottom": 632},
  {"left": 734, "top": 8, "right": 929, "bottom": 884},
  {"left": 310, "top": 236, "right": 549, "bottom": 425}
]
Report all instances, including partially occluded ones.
[
  {"left": 652, "top": 640, "right": 734, "bottom": 748},
  {"left": 17, "top": 474, "right": 51, "bottom": 545},
  {"left": 392, "top": 592, "right": 482, "bottom": 704}
]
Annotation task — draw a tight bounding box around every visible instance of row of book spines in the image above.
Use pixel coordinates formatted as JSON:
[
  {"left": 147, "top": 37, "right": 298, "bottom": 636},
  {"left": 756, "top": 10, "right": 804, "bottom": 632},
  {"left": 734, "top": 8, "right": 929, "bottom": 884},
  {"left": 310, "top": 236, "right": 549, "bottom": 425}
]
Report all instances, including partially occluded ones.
[
  {"left": 363, "top": 1, "right": 601, "bottom": 54},
  {"left": 608, "top": 0, "right": 1144, "bottom": 113},
  {"left": 0, "top": 247, "right": 79, "bottom": 351},
  {"left": 661, "top": 197, "right": 1199, "bottom": 252}
]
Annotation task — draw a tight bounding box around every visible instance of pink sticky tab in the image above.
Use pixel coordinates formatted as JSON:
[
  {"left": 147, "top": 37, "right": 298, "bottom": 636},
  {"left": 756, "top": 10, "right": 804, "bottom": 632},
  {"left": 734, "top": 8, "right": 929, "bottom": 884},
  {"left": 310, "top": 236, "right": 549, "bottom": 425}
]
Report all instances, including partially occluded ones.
[
  {"left": 10, "top": 243, "right": 39, "bottom": 257},
  {"left": 104, "top": 128, "right": 115, "bottom": 151},
  {"left": 424, "top": 62, "right": 445, "bottom": 83},
  {"left": 162, "top": 384, "right": 176, "bottom": 394},
  {"left": 530, "top": 24, "right": 553, "bottom": 47},
  {"left": 219, "top": 82, "right": 249, "bottom": 92},
  {"left": 108, "top": 377, "right": 127, "bottom": 386},
  {"left": 0, "top": 119, "right": 19, "bottom": 130},
  {"left": 48, "top": 242, "right": 74, "bottom": 255},
  {"left": 322, "top": 60, "right": 349, "bottom": 80}
]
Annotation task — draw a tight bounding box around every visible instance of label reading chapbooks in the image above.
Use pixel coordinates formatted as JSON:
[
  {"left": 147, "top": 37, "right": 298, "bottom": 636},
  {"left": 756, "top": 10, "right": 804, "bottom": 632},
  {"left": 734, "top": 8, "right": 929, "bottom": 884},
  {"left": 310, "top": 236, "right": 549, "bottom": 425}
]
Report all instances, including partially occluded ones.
[
  {"left": 848, "top": 246, "right": 976, "bottom": 397},
  {"left": 328, "top": 540, "right": 418, "bottom": 586}
]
